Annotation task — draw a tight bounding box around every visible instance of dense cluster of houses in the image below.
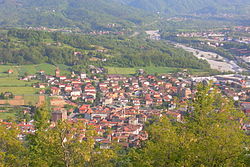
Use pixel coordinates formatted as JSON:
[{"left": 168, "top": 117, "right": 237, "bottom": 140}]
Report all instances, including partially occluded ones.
[
  {"left": 37, "top": 68, "right": 194, "bottom": 108},
  {"left": 2, "top": 67, "right": 250, "bottom": 147},
  {"left": 39, "top": 69, "right": 250, "bottom": 142},
  {"left": 34, "top": 68, "right": 192, "bottom": 147}
]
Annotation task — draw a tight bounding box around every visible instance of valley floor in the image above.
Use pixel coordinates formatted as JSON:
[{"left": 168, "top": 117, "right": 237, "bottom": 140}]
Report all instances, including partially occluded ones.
[{"left": 174, "top": 43, "right": 245, "bottom": 73}]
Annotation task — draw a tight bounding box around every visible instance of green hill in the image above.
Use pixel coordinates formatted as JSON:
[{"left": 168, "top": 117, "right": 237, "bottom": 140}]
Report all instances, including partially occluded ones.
[
  {"left": 0, "top": 0, "right": 249, "bottom": 30},
  {"left": 0, "top": 0, "right": 150, "bottom": 31},
  {"left": 0, "top": 29, "right": 210, "bottom": 70},
  {"left": 118, "top": 0, "right": 250, "bottom": 15}
]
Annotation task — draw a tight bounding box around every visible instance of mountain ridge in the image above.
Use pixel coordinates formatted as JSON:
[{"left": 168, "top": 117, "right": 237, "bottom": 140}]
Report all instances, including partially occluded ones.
[
  {"left": 118, "top": 0, "right": 250, "bottom": 15},
  {"left": 0, "top": 0, "right": 150, "bottom": 30},
  {"left": 0, "top": 0, "right": 249, "bottom": 30}
]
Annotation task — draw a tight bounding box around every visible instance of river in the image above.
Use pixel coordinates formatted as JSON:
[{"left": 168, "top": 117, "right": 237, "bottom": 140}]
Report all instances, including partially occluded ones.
[{"left": 174, "top": 43, "right": 245, "bottom": 73}]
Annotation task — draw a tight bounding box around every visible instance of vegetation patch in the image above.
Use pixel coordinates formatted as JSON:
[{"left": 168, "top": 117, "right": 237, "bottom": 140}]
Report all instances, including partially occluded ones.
[
  {"left": 0, "top": 87, "right": 38, "bottom": 95},
  {"left": 0, "top": 111, "right": 16, "bottom": 120},
  {"left": 0, "top": 77, "right": 37, "bottom": 87},
  {"left": 0, "top": 29, "right": 210, "bottom": 70},
  {"left": 106, "top": 66, "right": 209, "bottom": 75}
]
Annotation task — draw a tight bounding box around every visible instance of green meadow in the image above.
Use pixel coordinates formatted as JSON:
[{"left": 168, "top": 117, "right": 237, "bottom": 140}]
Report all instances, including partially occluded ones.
[
  {"left": 0, "top": 63, "right": 71, "bottom": 88},
  {"left": 0, "top": 63, "right": 70, "bottom": 76},
  {"left": 106, "top": 66, "right": 180, "bottom": 75},
  {"left": 0, "top": 87, "right": 38, "bottom": 95},
  {"left": 0, "top": 87, "right": 40, "bottom": 106},
  {"left": 0, "top": 112, "right": 16, "bottom": 120},
  {"left": 106, "top": 66, "right": 211, "bottom": 75},
  {"left": 0, "top": 77, "right": 37, "bottom": 87},
  {"left": 0, "top": 63, "right": 64, "bottom": 108}
]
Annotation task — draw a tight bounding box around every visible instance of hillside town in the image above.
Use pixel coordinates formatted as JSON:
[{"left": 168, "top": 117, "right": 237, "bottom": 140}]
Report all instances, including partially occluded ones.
[
  {"left": 176, "top": 26, "right": 250, "bottom": 44},
  {"left": 1, "top": 66, "right": 250, "bottom": 148},
  {"left": 0, "top": 0, "right": 250, "bottom": 165}
]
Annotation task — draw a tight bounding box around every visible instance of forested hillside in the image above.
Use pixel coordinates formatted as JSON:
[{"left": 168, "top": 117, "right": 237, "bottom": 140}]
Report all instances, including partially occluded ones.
[
  {"left": 0, "top": 0, "right": 150, "bottom": 31},
  {"left": 0, "top": 29, "right": 210, "bottom": 70},
  {"left": 0, "top": 0, "right": 249, "bottom": 31},
  {"left": 119, "top": 0, "right": 250, "bottom": 15}
]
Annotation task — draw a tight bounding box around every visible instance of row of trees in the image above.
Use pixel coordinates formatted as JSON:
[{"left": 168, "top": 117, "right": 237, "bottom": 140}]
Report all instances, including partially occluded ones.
[{"left": 1, "top": 84, "right": 249, "bottom": 166}]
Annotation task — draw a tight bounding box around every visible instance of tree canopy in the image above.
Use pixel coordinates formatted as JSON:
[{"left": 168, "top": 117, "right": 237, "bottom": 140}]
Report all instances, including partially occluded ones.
[{"left": 0, "top": 29, "right": 210, "bottom": 70}]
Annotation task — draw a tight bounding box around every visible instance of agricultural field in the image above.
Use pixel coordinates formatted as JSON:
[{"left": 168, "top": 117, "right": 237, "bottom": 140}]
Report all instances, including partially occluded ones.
[
  {"left": 143, "top": 66, "right": 180, "bottom": 74},
  {"left": 106, "top": 66, "right": 211, "bottom": 75},
  {"left": 0, "top": 87, "right": 40, "bottom": 105},
  {"left": 106, "top": 66, "right": 180, "bottom": 75},
  {"left": 106, "top": 67, "right": 137, "bottom": 75},
  {"left": 0, "top": 87, "right": 38, "bottom": 95},
  {"left": 0, "top": 64, "right": 59, "bottom": 107},
  {"left": 0, "top": 77, "right": 37, "bottom": 87},
  {"left": 24, "top": 95, "right": 41, "bottom": 106},
  {"left": 0, "top": 112, "right": 16, "bottom": 120},
  {"left": 0, "top": 63, "right": 70, "bottom": 94},
  {"left": 0, "top": 63, "right": 70, "bottom": 76}
]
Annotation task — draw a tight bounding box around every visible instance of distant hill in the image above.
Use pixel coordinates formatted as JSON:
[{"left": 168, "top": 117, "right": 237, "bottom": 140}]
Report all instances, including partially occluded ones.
[
  {"left": 118, "top": 0, "right": 250, "bottom": 15},
  {"left": 0, "top": 0, "right": 150, "bottom": 31},
  {"left": 0, "top": 0, "right": 249, "bottom": 31}
]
